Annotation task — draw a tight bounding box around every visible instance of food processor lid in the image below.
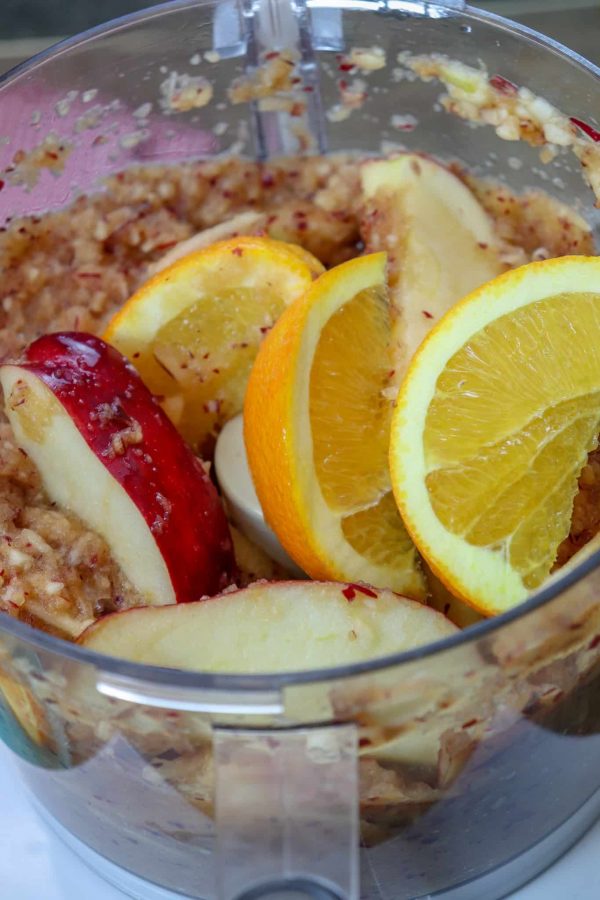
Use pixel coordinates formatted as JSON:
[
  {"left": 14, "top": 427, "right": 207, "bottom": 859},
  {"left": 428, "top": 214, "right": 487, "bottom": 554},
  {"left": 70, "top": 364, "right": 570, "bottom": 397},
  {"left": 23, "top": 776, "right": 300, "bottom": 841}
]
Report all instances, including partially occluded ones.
[{"left": 1, "top": 0, "right": 600, "bottom": 692}]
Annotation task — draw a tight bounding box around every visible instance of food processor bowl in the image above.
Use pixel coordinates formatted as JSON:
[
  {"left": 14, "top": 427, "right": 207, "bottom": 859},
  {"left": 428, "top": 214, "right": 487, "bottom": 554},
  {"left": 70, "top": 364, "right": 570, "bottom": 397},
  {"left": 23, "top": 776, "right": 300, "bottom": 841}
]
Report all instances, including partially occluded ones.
[{"left": 2, "top": 2, "right": 600, "bottom": 898}]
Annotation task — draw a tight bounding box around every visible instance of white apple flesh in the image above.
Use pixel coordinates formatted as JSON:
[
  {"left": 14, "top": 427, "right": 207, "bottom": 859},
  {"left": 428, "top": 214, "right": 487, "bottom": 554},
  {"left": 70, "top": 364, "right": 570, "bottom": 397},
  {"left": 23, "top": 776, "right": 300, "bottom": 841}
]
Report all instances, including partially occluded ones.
[
  {"left": 79, "top": 580, "right": 458, "bottom": 671},
  {"left": 361, "top": 153, "right": 505, "bottom": 381},
  {"left": 0, "top": 333, "right": 236, "bottom": 606}
]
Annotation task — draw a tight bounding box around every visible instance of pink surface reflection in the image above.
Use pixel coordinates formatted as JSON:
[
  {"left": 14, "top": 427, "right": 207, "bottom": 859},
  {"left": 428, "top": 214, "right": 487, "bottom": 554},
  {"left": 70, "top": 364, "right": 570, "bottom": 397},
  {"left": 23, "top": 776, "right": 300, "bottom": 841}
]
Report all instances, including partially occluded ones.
[{"left": 0, "top": 76, "right": 219, "bottom": 222}]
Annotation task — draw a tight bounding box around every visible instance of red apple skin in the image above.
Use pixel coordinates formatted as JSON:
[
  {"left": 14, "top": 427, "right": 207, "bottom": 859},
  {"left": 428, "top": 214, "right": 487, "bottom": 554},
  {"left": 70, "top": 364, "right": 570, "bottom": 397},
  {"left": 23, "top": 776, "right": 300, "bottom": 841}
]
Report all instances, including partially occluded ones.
[{"left": 19, "top": 332, "right": 236, "bottom": 602}]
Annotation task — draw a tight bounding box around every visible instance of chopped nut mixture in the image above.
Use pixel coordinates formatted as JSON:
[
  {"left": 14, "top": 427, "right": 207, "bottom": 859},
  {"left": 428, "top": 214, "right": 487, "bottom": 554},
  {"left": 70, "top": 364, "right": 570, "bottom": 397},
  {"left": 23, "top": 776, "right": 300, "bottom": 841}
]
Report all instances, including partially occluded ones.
[{"left": 0, "top": 153, "right": 596, "bottom": 634}]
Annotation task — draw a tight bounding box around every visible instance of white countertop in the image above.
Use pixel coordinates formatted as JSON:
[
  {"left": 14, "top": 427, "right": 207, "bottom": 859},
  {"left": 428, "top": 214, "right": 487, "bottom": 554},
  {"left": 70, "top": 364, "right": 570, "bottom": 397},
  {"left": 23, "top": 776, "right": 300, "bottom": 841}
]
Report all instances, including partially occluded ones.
[{"left": 1, "top": 744, "right": 599, "bottom": 900}]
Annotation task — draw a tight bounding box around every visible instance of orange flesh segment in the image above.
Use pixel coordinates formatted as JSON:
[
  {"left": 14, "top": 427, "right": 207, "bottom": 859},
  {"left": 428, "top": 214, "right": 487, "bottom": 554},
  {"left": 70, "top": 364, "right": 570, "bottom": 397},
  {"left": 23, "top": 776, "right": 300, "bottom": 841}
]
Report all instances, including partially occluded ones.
[{"left": 424, "top": 291, "right": 600, "bottom": 589}]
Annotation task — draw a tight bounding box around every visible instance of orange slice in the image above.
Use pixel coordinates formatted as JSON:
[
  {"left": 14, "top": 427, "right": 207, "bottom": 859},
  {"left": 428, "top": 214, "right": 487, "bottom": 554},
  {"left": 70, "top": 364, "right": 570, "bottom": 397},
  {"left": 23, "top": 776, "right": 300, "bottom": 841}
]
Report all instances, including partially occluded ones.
[
  {"left": 390, "top": 256, "right": 600, "bottom": 615},
  {"left": 104, "top": 236, "right": 323, "bottom": 453},
  {"left": 244, "top": 253, "right": 425, "bottom": 598}
]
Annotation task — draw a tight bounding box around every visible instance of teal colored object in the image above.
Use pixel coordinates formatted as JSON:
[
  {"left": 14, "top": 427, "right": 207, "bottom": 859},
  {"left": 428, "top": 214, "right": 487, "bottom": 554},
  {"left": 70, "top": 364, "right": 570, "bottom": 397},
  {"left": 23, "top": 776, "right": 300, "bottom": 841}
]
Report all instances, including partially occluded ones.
[{"left": 0, "top": 689, "right": 64, "bottom": 768}]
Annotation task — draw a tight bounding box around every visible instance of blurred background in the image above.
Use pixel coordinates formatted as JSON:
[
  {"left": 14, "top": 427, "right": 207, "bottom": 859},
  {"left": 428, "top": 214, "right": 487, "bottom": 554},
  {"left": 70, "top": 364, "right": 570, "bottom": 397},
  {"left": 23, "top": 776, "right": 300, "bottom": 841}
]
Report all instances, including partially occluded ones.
[{"left": 0, "top": 0, "right": 599, "bottom": 73}]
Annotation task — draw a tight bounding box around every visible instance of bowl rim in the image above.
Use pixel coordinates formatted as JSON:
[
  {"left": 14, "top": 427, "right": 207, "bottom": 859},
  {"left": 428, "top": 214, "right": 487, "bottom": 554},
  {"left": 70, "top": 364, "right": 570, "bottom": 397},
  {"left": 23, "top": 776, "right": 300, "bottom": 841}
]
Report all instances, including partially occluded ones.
[{"left": 1, "top": 0, "right": 600, "bottom": 692}]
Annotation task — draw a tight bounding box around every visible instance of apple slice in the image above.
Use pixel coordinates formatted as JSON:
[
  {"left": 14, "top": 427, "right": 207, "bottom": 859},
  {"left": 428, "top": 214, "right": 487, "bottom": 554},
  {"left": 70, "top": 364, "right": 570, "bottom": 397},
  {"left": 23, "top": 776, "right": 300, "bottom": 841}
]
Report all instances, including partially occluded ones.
[
  {"left": 80, "top": 580, "right": 457, "bottom": 671},
  {"left": 361, "top": 154, "right": 505, "bottom": 382},
  {"left": 0, "top": 333, "right": 235, "bottom": 606}
]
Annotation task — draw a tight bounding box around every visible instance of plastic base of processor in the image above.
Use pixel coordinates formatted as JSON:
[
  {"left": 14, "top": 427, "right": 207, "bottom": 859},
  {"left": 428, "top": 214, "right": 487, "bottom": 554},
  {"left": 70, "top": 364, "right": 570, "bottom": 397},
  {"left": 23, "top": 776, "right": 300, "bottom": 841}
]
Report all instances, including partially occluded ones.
[{"left": 32, "top": 787, "right": 600, "bottom": 900}]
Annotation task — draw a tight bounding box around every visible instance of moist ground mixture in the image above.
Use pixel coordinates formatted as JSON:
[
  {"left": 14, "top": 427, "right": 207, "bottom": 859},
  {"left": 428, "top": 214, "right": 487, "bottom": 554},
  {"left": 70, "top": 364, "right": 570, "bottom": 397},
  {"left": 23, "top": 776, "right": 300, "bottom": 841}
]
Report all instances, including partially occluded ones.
[{"left": 0, "top": 154, "right": 596, "bottom": 637}]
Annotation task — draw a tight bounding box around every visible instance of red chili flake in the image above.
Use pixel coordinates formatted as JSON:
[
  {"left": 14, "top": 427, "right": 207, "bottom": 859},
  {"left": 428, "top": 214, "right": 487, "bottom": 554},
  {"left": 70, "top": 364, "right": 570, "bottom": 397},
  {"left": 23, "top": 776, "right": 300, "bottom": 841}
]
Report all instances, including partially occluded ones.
[
  {"left": 212, "top": 368, "right": 220, "bottom": 374},
  {"left": 231, "top": 247, "right": 244, "bottom": 257},
  {"left": 260, "top": 326, "right": 271, "bottom": 334},
  {"left": 338, "top": 79, "right": 349, "bottom": 92},
  {"left": 222, "top": 189, "right": 232, "bottom": 199},
  {"left": 153, "top": 240, "right": 177, "bottom": 252},
  {"left": 46, "top": 151, "right": 59, "bottom": 160},
  {"left": 462, "top": 718, "right": 479, "bottom": 729},
  {"left": 359, "top": 737, "right": 372, "bottom": 747},
  {"left": 291, "top": 77, "right": 302, "bottom": 85},
  {"left": 345, "top": 582, "right": 378, "bottom": 599},
  {"left": 570, "top": 117, "right": 600, "bottom": 143},
  {"left": 477, "top": 242, "right": 488, "bottom": 250},
  {"left": 132, "top": 352, "right": 140, "bottom": 359},
  {"left": 339, "top": 62, "right": 355, "bottom": 73},
  {"left": 588, "top": 634, "right": 600, "bottom": 650},
  {"left": 489, "top": 74, "right": 518, "bottom": 96},
  {"left": 443, "top": 603, "right": 451, "bottom": 615},
  {"left": 0, "top": 180, "right": 4, "bottom": 191},
  {"left": 422, "top": 310, "right": 434, "bottom": 319},
  {"left": 297, "top": 220, "right": 307, "bottom": 231},
  {"left": 264, "top": 51, "right": 280, "bottom": 61},
  {"left": 303, "top": 85, "right": 314, "bottom": 93},
  {"left": 342, "top": 585, "right": 356, "bottom": 601},
  {"left": 261, "top": 172, "right": 275, "bottom": 188}
]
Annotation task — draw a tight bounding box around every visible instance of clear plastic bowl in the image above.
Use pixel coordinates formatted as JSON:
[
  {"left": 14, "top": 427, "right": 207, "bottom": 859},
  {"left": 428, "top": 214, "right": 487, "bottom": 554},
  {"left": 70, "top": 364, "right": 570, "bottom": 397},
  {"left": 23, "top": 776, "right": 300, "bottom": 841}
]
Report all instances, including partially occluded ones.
[{"left": 2, "top": 2, "right": 600, "bottom": 898}]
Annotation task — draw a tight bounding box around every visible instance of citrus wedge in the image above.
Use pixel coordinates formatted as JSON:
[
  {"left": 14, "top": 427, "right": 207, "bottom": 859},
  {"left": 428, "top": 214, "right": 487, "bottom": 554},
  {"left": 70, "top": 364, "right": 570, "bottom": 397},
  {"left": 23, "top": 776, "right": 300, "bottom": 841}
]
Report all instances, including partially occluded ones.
[
  {"left": 244, "top": 253, "right": 425, "bottom": 598},
  {"left": 104, "top": 236, "right": 323, "bottom": 453},
  {"left": 361, "top": 154, "right": 505, "bottom": 384},
  {"left": 390, "top": 256, "right": 600, "bottom": 616}
]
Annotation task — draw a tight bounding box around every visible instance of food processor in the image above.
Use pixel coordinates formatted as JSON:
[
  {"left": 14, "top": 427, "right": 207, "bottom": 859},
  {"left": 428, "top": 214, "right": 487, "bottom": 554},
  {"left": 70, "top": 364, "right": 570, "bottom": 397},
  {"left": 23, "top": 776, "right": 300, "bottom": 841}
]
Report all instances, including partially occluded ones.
[{"left": 2, "top": 1, "right": 600, "bottom": 898}]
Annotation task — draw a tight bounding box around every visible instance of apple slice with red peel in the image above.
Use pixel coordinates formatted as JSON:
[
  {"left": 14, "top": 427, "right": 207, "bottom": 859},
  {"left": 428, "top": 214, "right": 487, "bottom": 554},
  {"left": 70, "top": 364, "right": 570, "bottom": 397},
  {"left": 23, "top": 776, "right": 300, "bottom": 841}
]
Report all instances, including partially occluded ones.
[
  {"left": 361, "top": 154, "right": 505, "bottom": 384},
  {"left": 79, "top": 580, "right": 457, "bottom": 671},
  {"left": 0, "top": 333, "right": 236, "bottom": 606}
]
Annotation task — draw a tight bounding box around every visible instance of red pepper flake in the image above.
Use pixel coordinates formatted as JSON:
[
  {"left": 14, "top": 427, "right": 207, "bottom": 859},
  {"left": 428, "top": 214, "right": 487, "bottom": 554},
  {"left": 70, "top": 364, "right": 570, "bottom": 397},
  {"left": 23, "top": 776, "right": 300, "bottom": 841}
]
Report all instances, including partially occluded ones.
[
  {"left": 231, "top": 246, "right": 244, "bottom": 257},
  {"left": 359, "top": 737, "right": 372, "bottom": 747},
  {"left": 339, "top": 62, "right": 355, "bottom": 73},
  {"left": 132, "top": 352, "right": 140, "bottom": 359},
  {"left": 46, "top": 151, "right": 59, "bottom": 160},
  {"left": 462, "top": 718, "right": 479, "bottom": 729},
  {"left": 570, "top": 116, "right": 600, "bottom": 143},
  {"left": 443, "top": 602, "right": 451, "bottom": 615},
  {"left": 264, "top": 51, "right": 280, "bottom": 61},
  {"left": 0, "top": 180, "right": 4, "bottom": 191},
  {"left": 338, "top": 79, "right": 349, "bottom": 92},
  {"left": 260, "top": 325, "right": 271, "bottom": 334},
  {"left": 343, "top": 582, "right": 378, "bottom": 600},
  {"left": 261, "top": 172, "right": 275, "bottom": 188},
  {"left": 489, "top": 74, "right": 518, "bottom": 96},
  {"left": 588, "top": 634, "right": 600, "bottom": 650},
  {"left": 303, "top": 85, "right": 314, "bottom": 93},
  {"left": 422, "top": 310, "right": 434, "bottom": 319}
]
